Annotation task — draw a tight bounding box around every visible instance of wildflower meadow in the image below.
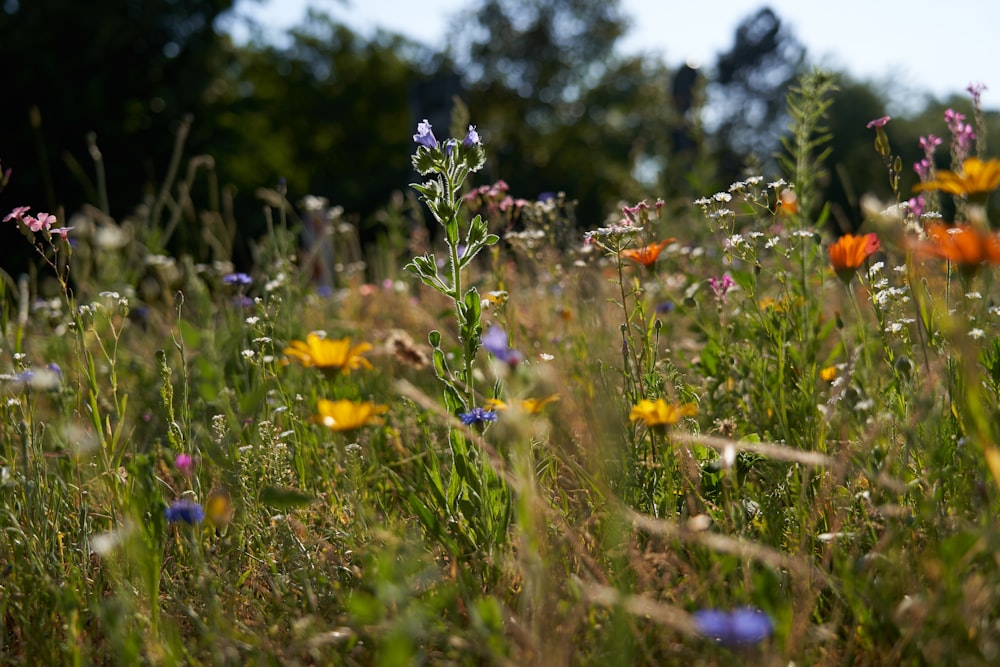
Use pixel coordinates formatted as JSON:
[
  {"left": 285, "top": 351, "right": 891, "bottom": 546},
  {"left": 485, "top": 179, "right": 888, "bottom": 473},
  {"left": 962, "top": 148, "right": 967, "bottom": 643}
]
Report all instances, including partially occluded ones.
[{"left": 5, "top": 71, "right": 1000, "bottom": 665}]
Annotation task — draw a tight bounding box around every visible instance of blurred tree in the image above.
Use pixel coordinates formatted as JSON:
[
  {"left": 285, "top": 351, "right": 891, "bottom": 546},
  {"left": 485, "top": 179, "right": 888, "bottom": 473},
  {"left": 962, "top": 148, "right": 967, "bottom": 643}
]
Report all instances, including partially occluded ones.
[
  {"left": 708, "top": 7, "right": 806, "bottom": 182},
  {"left": 452, "top": 0, "right": 681, "bottom": 228},
  {"left": 0, "top": 0, "right": 236, "bottom": 214},
  {"left": 213, "top": 12, "right": 439, "bottom": 239},
  {"left": 0, "top": 0, "right": 237, "bottom": 274}
]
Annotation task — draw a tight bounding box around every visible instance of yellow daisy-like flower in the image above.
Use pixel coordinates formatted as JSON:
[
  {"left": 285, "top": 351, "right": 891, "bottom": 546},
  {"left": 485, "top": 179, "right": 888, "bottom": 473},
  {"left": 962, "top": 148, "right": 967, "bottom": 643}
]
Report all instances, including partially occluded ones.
[
  {"left": 313, "top": 399, "right": 388, "bottom": 432},
  {"left": 484, "top": 394, "right": 560, "bottom": 415},
  {"left": 284, "top": 333, "right": 373, "bottom": 375},
  {"left": 913, "top": 157, "right": 1000, "bottom": 197},
  {"left": 819, "top": 366, "right": 837, "bottom": 382},
  {"left": 521, "top": 394, "right": 560, "bottom": 414},
  {"left": 629, "top": 398, "right": 697, "bottom": 428}
]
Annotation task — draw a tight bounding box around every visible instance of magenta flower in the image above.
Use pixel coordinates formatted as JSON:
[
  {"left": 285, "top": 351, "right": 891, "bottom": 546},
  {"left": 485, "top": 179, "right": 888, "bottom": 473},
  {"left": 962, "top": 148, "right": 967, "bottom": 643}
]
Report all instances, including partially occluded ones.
[
  {"left": 708, "top": 274, "right": 734, "bottom": 305},
  {"left": 968, "top": 82, "right": 988, "bottom": 104},
  {"left": 866, "top": 116, "right": 891, "bottom": 129},
  {"left": 175, "top": 453, "right": 195, "bottom": 477},
  {"left": 3, "top": 206, "right": 30, "bottom": 223}
]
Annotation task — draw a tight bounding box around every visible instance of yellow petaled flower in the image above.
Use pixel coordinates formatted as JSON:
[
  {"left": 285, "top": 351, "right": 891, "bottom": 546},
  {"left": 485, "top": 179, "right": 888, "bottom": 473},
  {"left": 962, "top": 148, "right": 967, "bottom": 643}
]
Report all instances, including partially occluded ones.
[
  {"left": 913, "top": 157, "right": 1000, "bottom": 196},
  {"left": 828, "top": 233, "right": 880, "bottom": 282},
  {"left": 522, "top": 394, "right": 560, "bottom": 414},
  {"left": 284, "top": 333, "right": 373, "bottom": 375},
  {"left": 484, "top": 394, "right": 559, "bottom": 415},
  {"left": 629, "top": 398, "right": 697, "bottom": 428},
  {"left": 484, "top": 398, "right": 508, "bottom": 411},
  {"left": 205, "top": 487, "right": 235, "bottom": 534},
  {"left": 819, "top": 366, "right": 837, "bottom": 382},
  {"left": 313, "top": 399, "right": 388, "bottom": 432}
]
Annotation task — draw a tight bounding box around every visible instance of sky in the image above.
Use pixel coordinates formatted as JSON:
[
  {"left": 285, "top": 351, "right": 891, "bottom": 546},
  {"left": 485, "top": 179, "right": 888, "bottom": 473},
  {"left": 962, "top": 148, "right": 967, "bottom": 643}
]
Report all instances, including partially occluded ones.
[{"left": 223, "top": 0, "right": 1000, "bottom": 112}]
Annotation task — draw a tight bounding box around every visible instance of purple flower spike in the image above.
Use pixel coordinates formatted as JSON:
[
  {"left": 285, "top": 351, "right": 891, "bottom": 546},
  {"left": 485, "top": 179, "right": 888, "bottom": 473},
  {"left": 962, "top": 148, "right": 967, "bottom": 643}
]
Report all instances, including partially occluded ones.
[{"left": 413, "top": 119, "right": 438, "bottom": 149}]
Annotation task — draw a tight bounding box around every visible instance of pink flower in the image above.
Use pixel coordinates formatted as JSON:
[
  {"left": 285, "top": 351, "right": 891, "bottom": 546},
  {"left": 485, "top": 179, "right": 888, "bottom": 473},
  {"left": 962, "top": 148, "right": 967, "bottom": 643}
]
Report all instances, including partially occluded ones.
[
  {"left": 175, "top": 453, "right": 195, "bottom": 477},
  {"left": 968, "top": 82, "right": 988, "bottom": 107},
  {"left": 866, "top": 116, "right": 891, "bottom": 129},
  {"left": 24, "top": 212, "right": 56, "bottom": 232},
  {"left": 3, "top": 206, "right": 30, "bottom": 223},
  {"left": 50, "top": 226, "right": 74, "bottom": 239}
]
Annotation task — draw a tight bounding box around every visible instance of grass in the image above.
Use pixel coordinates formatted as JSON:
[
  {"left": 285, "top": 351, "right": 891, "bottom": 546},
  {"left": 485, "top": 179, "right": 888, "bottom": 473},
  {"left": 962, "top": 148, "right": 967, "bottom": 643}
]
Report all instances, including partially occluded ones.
[{"left": 3, "top": 72, "right": 1000, "bottom": 665}]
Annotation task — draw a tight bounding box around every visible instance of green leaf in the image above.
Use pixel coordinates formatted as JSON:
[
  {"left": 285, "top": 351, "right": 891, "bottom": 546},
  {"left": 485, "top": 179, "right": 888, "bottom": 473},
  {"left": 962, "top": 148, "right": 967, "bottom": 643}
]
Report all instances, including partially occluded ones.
[
  {"left": 259, "top": 486, "right": 315, "bottom": 509},
  {"left": 411, "top": 147, "right": 439, "bottom": 176}
]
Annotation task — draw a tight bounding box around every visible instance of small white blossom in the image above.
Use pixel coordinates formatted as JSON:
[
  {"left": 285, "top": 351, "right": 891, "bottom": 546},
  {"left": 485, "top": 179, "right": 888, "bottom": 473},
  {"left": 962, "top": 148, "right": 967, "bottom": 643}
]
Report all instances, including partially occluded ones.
[
  {"left": 712, "top": 192, "right": 732, "bottom": 203},
  {"left": 767, "top": 178, "right": 787, "bottom": 189},
  {"left": 969, "top": 328, "right": 986, "bottom": 340},
  {"left": 241, "top": 349, "right": 255, "bottom": 359},
  {"left": 867, "top": 262, "right": 884, "bottom": 277},
  {"left": 965, "top": 292, "right": 983, "bottom": 300},
  {"left": 245, "top": 316, "right": 260, "bottom": 325}
]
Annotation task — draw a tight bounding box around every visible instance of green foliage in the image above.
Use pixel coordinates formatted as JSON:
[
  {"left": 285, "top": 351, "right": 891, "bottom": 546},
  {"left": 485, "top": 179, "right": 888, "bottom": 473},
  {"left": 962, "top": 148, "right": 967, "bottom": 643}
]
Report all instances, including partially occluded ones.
[{"left": 8, "top": 8, "right": 1000, "bottom": 666}]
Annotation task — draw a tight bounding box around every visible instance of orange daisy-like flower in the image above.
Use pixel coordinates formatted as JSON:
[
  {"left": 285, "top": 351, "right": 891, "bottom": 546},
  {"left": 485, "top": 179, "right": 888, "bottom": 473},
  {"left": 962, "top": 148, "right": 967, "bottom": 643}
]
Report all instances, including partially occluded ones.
[
  {"left": 284, "top": 334, "right": 373, "bottom": 375},
  {"left": 629, "top": 398, "right": 697, "bottom": 428},
  {"left": 828, "top": 233, "right": 880, "bottom": 282},
  {"left": 620, "top": 238, "right": 674, "bottom": 266},
  {"left": 913, "top": 157, "right": 1000, "bottom": 197},
  {"left": 911, "top": 223, "right": 1000, "bottom": 266},
  {"left": 313, "top": 398, "right": 388, "bottom": 432},
  {"left": 777, "top": 188, "right": 799, "bottom": 215}
]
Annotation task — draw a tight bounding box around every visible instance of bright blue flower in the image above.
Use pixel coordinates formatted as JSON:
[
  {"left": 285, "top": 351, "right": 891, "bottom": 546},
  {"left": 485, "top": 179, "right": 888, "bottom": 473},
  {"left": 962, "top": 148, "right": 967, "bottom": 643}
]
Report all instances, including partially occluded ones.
[
  {"left": 223, "top": 272, "right": 253, "bottom": 286},
  {"left": 165, "top": 499, "right": 205, "bottom": 525},
  {"left": 694, "top": 607, "right": 772, "bottom": 646},
  {"left": 459, "top": 407, "right": 498, "bottom": 426},
  {"left": 463, "top": 125, "right": 480, "bottom": 147},
  {"left": 413, "top": 119, "right": 438, "bottom": 149}
]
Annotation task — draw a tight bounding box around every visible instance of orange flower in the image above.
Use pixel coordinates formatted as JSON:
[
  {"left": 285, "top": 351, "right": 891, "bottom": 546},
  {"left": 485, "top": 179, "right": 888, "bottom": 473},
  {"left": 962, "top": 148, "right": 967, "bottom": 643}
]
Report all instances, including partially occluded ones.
[
  {"left": 913, "top": 157, "right": 1000, "bottom": 197},
  {"left": 620, "top": 238, "right": 674, "bottom": 266},
  {"left": 777, "top": 188, "right": 798, "bottom": 215},
  {"left": 828, "top": 233, "right": 880, "bottom": 282},
  {"left": 911, "top": 223, "right": 1000, "bottom": 266}
]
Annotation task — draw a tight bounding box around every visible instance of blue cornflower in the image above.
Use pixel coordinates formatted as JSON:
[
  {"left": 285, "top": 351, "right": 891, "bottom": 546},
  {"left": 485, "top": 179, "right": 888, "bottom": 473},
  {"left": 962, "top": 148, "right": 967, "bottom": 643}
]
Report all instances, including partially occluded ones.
[
  {"left": 165, "top": 499, "right": 205, "bottom": 525},
  {"left": 693, "top": 606, "right": 772, "bottom": 646},
  {"left": 463, "top": 125, "right": 480, "bottom": 147},
  {"left": 413, "top": 119, "right": 438, "bottom": 149},
  {"left": 223, "top": 272, "right": 253, "bottom": 286},
  {"left": 459, "top": 407, "right": 498, "bottom": 426}
]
